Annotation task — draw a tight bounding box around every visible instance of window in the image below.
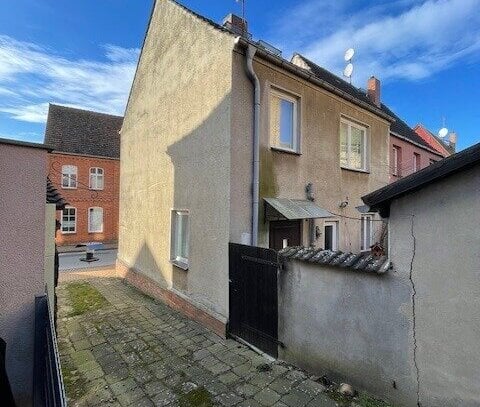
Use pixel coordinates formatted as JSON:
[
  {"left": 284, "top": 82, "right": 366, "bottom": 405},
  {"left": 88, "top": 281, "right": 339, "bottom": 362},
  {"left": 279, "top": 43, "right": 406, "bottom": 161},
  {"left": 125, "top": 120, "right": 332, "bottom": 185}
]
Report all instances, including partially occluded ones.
[
  {"left": 361, "top": 214, "right": 374, "bottom": 251},
  {"left": 61, "top": 207, "right": 76, "bottom": 234},
  {"left": 324, "top": 221, "right": 338, "bottom": 251},
  {"left": 392, "top": 145, "right": 401, "bottom": 176},
  {"left": 88, "top": 207, "right": 103, "bottom": 233},
  {"left": 170, "top": 210, "right": 190, "bottom": 269},
  {"left": 89, "top": 167, "right": 104, "bottom": 190},
  {"left": 413, "top": 153, "right": 421, "bottom": 173},
  {"left": 340, "top": 119, "right": 368, "bottom": 171},
  {"left": 61, "top": 165, "right": 77, "bottom": 188},
  {"left": 270, "top": 89, "right": 299, "bottom": 152}
]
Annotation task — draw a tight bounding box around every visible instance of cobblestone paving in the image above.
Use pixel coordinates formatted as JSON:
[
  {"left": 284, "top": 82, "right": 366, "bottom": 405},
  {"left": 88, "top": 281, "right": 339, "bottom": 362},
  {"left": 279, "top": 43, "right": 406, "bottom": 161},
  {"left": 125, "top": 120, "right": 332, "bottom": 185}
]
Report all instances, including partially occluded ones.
[{"left": 57, "top": 277, "right": 337, "bottom": 407}]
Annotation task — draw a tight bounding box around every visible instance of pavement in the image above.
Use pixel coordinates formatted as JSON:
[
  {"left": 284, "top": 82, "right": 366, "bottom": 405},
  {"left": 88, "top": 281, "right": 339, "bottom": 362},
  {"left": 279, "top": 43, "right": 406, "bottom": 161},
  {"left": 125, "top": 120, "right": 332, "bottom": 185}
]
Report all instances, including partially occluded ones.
[
  {"left": 59, "top": 249, "right": 118, "bottom": 272},
  {"left": 57, "top": 276, "right": 338, "bottom": 407}
]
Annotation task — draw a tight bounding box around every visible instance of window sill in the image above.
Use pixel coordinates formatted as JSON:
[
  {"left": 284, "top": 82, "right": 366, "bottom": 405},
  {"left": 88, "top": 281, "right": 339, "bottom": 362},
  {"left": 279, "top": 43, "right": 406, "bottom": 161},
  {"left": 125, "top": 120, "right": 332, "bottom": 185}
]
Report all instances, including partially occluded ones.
[
  {"left": 341, "top": 166, "right": 370, "bottom": 174},
  {"left": 271, "top": 146, "right": 301, "bottom": 156},
  {"left": 61, "top": 187, "right": 77, "bottom": 190},
  {"left": 170, "top": 259, "right": 189, "bottom": 271},
  {"left": 88, "top": 231, "right": 103, "bottom": 234},
  {"left": 61, "top": 231, "right": 77, "bottom": 235},
  {"left": 90, "top": 188, "right": 104, "bottom": 191}
]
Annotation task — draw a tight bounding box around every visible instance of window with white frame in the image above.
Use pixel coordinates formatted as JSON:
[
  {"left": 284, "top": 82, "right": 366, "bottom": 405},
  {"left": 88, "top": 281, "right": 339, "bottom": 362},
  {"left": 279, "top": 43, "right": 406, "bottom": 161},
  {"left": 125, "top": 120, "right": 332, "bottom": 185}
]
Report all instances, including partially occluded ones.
[
  {"left": 61, "top": 207, "right": 76, "bottom": 234},
  {"left": 170, "top": 210, "right": 190, "bottom": 269},
  {"left": 61, "top": 165, "right": 77, "bottom": 188},
  {"left": 340, "top": 119, "right": 368, "bottom": 171},
  {"left": 270, "top": 89, "right": 299, "bottom": 152},
  {"left": 88, "top": 207, "right": 103, "bottom": 233},
  {"left": 89, "top": 167, "right": 104, "bottom": 190},
  {"left": 324, "top": 221, "right": 338, "bottom": 251},
  {"left": 361, "top": 214, "right": 374, "bottom": 251},
  {"left": 392, "top": 145, "right": 401, "bottom": 176}
]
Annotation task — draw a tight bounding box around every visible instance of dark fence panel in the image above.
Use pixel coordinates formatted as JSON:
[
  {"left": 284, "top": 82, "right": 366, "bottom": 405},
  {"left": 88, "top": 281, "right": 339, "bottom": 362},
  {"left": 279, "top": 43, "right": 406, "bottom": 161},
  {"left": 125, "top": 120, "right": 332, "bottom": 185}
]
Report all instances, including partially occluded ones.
[{"left": 33, "top": 295, "right": 66, "bottom": 407}]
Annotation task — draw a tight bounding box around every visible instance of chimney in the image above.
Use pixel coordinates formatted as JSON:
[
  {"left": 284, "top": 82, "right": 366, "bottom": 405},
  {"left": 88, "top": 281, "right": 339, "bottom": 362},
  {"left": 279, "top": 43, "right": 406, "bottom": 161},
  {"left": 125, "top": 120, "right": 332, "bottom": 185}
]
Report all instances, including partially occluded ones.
[
  {"left": 448, "top": 132, "right": 457, "bottom": 153},
  {"left": 222, "top": 14, "right": 248, "bottom": 37},
  {"left": 367, "top": 76, "right": 381, "bottom": 107}
]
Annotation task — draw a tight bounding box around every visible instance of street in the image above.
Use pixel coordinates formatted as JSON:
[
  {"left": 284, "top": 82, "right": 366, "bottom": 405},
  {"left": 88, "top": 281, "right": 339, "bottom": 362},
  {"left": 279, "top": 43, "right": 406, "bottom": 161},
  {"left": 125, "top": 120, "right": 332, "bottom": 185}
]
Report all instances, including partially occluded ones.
[{"left": 59, "top": 249, "right": 118, "bottom": 272}]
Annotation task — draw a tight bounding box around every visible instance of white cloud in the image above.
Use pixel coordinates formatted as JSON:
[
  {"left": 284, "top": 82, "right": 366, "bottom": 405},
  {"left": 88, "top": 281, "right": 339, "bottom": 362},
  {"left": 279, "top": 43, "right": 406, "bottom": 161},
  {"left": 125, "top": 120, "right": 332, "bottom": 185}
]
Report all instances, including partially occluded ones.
[
  {"left": 270, "top": 0, "right": 480, "bottom": 85},
  {"left": 0, "top": 35, "right": 139, "bottom": 123}
]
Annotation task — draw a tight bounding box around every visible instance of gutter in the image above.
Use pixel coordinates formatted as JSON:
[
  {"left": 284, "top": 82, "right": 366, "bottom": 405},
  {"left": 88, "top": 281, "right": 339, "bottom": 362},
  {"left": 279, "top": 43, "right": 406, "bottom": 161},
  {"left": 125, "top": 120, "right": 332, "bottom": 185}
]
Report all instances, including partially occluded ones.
[
  {"left": 238, "top": 38, "right": 260, "bottom": 246},
  {"left": 234, "top": 37, "right": 395, "bottom": 123}
]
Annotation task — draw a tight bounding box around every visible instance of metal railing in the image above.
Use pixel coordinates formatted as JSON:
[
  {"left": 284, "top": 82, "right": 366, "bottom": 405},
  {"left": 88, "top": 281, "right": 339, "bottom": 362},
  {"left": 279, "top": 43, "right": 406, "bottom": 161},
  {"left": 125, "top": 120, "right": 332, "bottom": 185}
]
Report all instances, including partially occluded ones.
[{"left": 33, "top": 295, "right": 66, "bottom": 407}]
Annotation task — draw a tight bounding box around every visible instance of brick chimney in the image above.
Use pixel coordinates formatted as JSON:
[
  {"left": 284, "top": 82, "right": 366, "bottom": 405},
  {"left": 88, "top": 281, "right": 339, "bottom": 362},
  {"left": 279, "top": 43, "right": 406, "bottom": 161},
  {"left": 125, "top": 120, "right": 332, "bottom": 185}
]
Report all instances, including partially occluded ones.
[
  {"left": 448, "top": 132, "right": 457, "bottom": 153},
  {"left": 222, "top": 14, "right": 248, "bottom": 37},
  {"left": 367, "top": 76, "right": 381, "bottom": 107}
]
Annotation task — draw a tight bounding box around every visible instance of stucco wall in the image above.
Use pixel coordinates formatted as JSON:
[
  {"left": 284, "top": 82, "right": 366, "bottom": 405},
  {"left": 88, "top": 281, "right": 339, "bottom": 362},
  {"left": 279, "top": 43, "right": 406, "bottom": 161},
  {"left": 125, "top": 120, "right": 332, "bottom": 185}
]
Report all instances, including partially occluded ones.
[
  {"left": 0, "top": 143, "right": 47, "bottom": 406},
  {"left": 389, "top": 165, "right": 480, "bottom": 407},
  {"left": 248, "top": 57, "right": 390, "bottom": 252},
  {"left": 390, "top": 135, "right": 443, "bottom": 183},
  {"left": 278, "top": 260, "right": 417, "bottom": 406},
  {"left": 118, "top": 0, "right": 236, "bottom": 321}
]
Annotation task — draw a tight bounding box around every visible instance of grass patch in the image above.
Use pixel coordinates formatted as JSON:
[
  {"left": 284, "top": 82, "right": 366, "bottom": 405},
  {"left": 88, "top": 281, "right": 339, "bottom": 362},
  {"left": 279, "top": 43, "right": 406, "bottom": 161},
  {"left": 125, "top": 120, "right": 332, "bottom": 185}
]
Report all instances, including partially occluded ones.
[
  {"left": 61, "top": 357, "right": 88, "bottom": 401},
  {"left": 325, "top": 389, "right": 394, "bottom": 407},
  {"left": 66, "top": 282, "right": 108, "bottom": 316},
  {"left": 178, "top": 387, "right": 214, "bottom": 407}
]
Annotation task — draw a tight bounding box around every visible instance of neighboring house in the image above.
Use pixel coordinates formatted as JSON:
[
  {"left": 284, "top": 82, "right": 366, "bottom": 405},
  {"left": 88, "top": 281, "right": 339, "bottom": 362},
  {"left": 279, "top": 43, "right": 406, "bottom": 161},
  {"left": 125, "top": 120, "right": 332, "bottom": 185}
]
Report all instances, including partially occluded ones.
[
  {"left": 44, "top": 104, "right": 123, "bottom": 247},
  {"left": 0, "top": 138, "right": 65, "bottom": 406},
  {"left": 362, "top": 142, "right": 480, "bottom": 407},
  {"left": 117, "top": 0, "right": 407, "bottom": 335},
  {"left": 414, "top": 123, "right": 455, "bottom": 157}
]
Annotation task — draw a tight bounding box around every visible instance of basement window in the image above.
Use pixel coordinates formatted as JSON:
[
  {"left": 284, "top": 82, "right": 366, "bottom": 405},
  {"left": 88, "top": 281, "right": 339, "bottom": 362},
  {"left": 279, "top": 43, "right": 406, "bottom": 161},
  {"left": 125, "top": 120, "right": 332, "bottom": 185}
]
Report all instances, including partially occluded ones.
[
  {"left": 270, "top": 89, "right": 299, "bottom": 153},
  {"left": 170, "top": 210, "right": 189, "bottom": 270}
]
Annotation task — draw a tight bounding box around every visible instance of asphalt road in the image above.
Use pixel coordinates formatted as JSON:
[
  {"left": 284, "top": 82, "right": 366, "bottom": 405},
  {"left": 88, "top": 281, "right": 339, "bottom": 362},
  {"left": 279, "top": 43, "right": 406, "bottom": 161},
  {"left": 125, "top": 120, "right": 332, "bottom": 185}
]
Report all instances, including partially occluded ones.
[{"left": 59, "top": 249, "right": 118, "bottom": 272}]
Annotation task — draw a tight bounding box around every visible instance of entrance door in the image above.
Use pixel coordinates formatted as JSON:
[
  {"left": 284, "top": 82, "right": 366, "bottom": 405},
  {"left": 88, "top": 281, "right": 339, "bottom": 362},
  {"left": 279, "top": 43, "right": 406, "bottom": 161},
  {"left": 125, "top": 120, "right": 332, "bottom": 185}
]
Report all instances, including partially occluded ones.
[{"left": 269, "top": 220, "right": 302, "bottom": 251}]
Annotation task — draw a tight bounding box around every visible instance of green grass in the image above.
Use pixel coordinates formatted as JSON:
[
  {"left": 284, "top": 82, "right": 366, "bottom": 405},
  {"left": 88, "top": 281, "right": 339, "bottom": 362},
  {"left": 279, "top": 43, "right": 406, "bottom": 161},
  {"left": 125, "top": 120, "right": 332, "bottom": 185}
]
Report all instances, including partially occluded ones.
[
  {"left": 61, "top": 357, "right": 88, "bottom": 401},
  {"left": 65, "top": 282, "right": 108, "bottom": 316},
  {"left": 178, "top": 387, "right": 214, "bottom": 407},
  {"left": 325, "top": 389, "right": 394, "bottom": 407}
]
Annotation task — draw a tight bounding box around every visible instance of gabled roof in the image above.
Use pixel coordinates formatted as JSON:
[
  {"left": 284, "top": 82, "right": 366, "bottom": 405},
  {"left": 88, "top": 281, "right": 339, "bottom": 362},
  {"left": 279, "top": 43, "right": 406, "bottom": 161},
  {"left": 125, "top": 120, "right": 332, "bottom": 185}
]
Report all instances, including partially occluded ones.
[
  {"left": 46, "top": 177, "right": 68, "bottom": 210},
  {"left": 44, "top": 104, "right": 123, "bottom": 159},
  {"left": 292, "top": 55, "right": 442, "bottom": 155},
  {"left": 362, "top": 142, "right": 480, "bottom": 217},
  {"left": 414, "top": 124, "right": 453, "bottom": 157}
]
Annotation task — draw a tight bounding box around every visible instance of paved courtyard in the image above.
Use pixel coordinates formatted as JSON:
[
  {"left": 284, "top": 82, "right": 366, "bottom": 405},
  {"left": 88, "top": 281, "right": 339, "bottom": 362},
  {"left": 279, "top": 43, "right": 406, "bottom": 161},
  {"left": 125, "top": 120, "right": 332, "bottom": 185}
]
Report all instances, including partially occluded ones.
[{"left": 57, "top": 276, "right": 338, "bottom": 407}]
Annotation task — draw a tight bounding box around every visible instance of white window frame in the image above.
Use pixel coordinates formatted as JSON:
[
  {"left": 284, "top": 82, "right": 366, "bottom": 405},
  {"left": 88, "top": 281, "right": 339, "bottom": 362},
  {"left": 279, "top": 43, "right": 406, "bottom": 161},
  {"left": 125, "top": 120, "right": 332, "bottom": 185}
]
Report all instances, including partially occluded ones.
[
  {"left": 170, "top": 209, "right": 190, "bottom": 269},
  {"left": 392, "top": 146, "right": 400, "bottom": 176},
  {"left": 61, "top": 206, "right": 77, "bottom": 234},
  {"left": 361, "top": 213, "right": 374, "bottom": 252},
  {"left": 61, "top": 165, "right": 77, "bottom": 189},
  {"left": 88, "top": 207, "right": 104, "bottom": 233},
  {"left": 340, "top": 118, "right": 368, "bottom": 171},
  {"left": 89, "top": 167, "right": 104, "bottom": 190},
  {"left": 324, "top": 220, "right": 339, "bottom": 251},
  {"left": 270, "top": 88, "right": 299, "bottom": 153}
]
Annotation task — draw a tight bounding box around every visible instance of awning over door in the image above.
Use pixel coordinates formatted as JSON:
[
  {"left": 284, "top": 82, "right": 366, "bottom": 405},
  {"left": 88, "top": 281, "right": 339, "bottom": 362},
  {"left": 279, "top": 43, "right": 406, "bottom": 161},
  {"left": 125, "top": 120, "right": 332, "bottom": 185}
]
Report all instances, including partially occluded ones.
[{"left": 264, "top": 198, "right": 333, "bottom": 220}]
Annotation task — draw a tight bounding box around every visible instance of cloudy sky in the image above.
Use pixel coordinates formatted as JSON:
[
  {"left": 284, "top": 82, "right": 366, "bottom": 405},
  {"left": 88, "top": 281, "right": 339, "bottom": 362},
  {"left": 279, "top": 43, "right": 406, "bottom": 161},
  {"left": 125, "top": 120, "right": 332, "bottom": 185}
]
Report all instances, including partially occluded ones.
[{"left": 1, "top": 0, "right": 479, "bottom": 149}]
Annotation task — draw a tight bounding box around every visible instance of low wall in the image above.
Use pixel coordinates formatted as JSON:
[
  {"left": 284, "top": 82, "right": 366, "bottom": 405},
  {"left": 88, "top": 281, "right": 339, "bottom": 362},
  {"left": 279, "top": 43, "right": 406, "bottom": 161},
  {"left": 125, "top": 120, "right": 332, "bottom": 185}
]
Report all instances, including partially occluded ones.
[{"left": 278, "top": 259, "right": 418, "bottom": 406}]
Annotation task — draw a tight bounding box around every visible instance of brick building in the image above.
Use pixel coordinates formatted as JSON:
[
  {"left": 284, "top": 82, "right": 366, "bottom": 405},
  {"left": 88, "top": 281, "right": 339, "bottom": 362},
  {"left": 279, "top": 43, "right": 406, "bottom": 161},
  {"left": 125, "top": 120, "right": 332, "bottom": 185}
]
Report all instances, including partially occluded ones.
[{"left": 44, "top": 104, "right": 122, "bottom": 246}]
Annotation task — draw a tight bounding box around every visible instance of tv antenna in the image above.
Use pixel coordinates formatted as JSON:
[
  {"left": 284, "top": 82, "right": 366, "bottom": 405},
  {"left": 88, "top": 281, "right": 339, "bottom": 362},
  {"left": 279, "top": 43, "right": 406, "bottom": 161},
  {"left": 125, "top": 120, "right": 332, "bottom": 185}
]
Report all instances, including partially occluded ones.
[
  {"left": 236, "top": 0, "right": 246, "bottom": 29},
  {"left": 343, "top": 48, "right": 355, "bottom": 84}
]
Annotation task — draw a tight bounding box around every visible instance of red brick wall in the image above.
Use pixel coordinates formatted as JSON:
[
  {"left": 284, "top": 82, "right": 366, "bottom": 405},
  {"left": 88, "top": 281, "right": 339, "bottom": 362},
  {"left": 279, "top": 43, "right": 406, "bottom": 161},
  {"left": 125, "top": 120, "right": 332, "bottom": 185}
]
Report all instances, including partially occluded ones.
[
  {"left": 390, "top": 135, "right": 444, "bottom": 183},
  {"left": 48, "top": 153, "right": 119, "bottom": 246}
]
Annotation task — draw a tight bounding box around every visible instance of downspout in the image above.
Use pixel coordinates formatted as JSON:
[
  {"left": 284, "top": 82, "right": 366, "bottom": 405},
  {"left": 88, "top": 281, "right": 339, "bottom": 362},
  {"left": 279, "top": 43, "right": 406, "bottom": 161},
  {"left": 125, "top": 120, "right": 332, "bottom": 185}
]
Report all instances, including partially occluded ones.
[{"left": 245, "top": 43, "right": 260, "bottom": 246}]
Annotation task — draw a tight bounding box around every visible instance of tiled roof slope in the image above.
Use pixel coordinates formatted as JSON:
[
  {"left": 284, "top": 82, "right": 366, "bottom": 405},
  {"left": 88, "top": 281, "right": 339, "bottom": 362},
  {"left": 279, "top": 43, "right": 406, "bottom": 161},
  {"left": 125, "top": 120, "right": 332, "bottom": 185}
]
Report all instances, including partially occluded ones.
[
  {"left": 279, "top": 246, "right": 391, "bottom": 274},
  {"left": 46, "top": 177, "right": 67, "bottom": 209},
  {"left": 292, "top": 54, "right": 438, "bottom": 153},
  {"left": 44, "top": 104, "right": 123, "bottom": 158}
]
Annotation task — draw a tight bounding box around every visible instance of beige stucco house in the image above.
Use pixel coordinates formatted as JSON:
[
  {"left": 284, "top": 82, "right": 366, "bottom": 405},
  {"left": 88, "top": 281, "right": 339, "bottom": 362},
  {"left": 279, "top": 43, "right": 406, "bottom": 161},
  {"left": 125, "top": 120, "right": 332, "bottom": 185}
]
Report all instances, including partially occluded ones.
[{"left": 117, "top": 0, "right": 396, "bottom": 334}]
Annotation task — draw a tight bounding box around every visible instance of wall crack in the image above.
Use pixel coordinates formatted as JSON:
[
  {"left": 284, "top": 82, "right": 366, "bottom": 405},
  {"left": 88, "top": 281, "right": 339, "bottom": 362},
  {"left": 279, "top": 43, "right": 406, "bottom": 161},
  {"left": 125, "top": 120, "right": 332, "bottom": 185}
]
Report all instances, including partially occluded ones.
[{"left": 409, "top": 214, "right": 421, "bottom": 407}]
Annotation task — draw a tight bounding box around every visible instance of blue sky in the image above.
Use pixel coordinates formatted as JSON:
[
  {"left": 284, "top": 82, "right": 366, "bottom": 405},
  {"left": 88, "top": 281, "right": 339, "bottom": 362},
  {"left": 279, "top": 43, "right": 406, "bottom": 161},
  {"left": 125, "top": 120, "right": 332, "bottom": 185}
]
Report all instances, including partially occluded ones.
[{"left": 0, "top": 0, "right": 479, "bottom": 150}]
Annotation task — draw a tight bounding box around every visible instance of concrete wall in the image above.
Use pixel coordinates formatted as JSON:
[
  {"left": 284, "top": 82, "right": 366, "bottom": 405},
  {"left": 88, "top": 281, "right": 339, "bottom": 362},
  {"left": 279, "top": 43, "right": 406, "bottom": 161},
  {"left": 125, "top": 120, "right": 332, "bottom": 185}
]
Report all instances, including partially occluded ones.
[
  {"left": 247, "top": 56, "right": 390, "bottom": 252},
  {"left": 389, "top": 164, "right": 480, "bottom": 407},
  {"left": 44, "top": 203, "right": 56, "bottom": 317},
  {"left": 0, "top": 143, "right": 48, "bottom": 406},
  {"left": 278, "top": 260, "right": 417, "bottom": 406},
  {"left": 118, "top": 0, "right": 236, "bottom": 324},
  {"left": 390, "top": 135, "right": 443, "bottom": 183}
]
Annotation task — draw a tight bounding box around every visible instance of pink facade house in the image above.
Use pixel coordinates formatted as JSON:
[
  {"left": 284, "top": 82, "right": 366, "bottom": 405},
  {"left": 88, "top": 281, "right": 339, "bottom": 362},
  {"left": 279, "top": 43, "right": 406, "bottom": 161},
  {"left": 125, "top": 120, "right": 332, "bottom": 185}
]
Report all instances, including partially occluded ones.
[{"left": 414, "top": 123, "right": 455, "bottom": 158}]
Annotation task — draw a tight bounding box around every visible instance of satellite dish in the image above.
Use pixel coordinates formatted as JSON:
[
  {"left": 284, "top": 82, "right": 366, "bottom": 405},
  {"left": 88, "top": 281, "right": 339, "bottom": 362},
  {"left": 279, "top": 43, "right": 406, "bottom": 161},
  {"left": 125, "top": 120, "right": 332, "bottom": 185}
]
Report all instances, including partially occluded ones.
[
  {"left": 438, "top": 127, "right": 449, "bottom": 138},
  {"left": 344, "top": 48, "right": 355, "bottom": 61},
  {"left": 344, "top": 63, "right": 354, "bottom": 78}
]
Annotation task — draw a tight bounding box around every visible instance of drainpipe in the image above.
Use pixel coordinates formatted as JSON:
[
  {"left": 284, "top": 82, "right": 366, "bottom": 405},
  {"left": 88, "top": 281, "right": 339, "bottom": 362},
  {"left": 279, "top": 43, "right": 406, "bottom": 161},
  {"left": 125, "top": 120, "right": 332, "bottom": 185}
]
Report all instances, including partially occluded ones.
[{"left": 244, "top": 43, "right": 260, "bottom": 246}]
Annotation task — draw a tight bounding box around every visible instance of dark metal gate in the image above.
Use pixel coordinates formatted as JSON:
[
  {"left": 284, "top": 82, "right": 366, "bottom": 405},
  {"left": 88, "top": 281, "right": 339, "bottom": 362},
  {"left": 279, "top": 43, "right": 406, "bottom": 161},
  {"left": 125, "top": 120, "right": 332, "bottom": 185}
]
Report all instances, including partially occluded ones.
[{"left": 228, "top": 243, "right": 279, "bottom": 357}]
